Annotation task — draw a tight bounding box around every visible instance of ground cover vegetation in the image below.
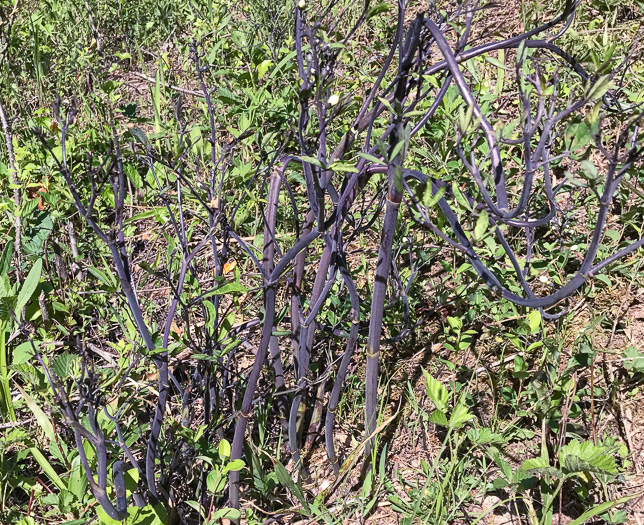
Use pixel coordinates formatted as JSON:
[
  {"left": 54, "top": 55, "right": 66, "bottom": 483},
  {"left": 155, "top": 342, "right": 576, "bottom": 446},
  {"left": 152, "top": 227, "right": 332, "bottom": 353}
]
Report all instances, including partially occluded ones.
[{"left": 0, "top": 0, "right": 643, "bottom": 523}]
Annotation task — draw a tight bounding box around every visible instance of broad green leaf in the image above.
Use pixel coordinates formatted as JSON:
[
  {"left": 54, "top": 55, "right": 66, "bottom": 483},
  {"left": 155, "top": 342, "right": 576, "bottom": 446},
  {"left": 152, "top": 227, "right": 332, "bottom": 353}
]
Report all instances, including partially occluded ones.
[
  {"left": 526, "top": 309, "right": 541, "bottom": 332},
  {"left": 13, "top": 341, "right": 35, "bottom": 365},
  {"left": 218, "top": 439, "right": 231, "bottom": 458},
  {"left": 16, "top": 259, "right": 42, "bottom": 312}
]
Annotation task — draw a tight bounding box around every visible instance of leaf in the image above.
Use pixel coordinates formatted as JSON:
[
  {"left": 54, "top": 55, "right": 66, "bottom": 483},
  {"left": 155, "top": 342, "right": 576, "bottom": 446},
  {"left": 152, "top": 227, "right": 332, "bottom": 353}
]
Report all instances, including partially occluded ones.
[
  {"left": 16, "top": 383, "right": 55, "bottom": 443},
  {"left": 586, "top": 75, "right": 614, "bottom": 102},
  {"left": 474, "top": 210, "right": 489, "bottom": 240},
  {"left": 569, "top": 492, "right": 642, "bottom": 525},
  {"left": 579, "top": 160, "right": 598, "bottom": 182},
  {"left": 0, "top": 243, "right": 13, "bottom": 276},
  {"left": 52, "top": 352, "right": 78, "bottom": 379},
  {"left": 422, "top": 368, "right": 449, "bottom": 412},
  {"left": 218, "top": 439, "right": 231, "bottom": 458},
  {"left": 273, "top": 458, "right": 310, "bottom": 513},
  {"left": 329, "top": 161, "right": 359, "bottom": 173},
  {"left": 200, "top": 282, "right": 248, "bottom": 300},
  {"left": 451, "top": 182, "right": 472, "bottom": 211},
  {"left": 299, "top": 155, "right": 325, "bottom": 168},
  {"left": 129, "top": 126, "right": 148, "bottom": 146},
  {"left": 423, "top": 184, "right": 446, "bottom": 208},
  {"left": 256, "top": 59, "right": 273, "bottom": 79},
  {"left": 87, "top": 267, "right": 116, "bottom": 288},
  {"left": 29, "top": 447, "right": 66, "bottom": 492},
  {"left": 623, "top": 346, "right": 644, "bottom": 373},
  {"left": 206, "top": 467, "right": 226, "bottom": 494},
  {"left": 13, "top": 341, "right": 35, "bottom": 365},
  {"left": 428, "top": 409, "right": 448, "bottom": 427},
  {"left": 222, "top": 459, "right": 245, "bottom": 473},
  {"left": 526, "top": 309, "right": 541, "bottom": 332},
  {"left": 521, "top": 457, "right": 564, "bottom": 478},
  {"left": 16, "top": 259, "right": 42, "bottom": 312},
  {"left": 357, "top": 152, "right": 384, "bottom": 165},
  {"left": 450, "top": 401, "right": 473, "bottom": 428},
  {"left": 559, "top": 440, "right": 617, "bottom": 475}
]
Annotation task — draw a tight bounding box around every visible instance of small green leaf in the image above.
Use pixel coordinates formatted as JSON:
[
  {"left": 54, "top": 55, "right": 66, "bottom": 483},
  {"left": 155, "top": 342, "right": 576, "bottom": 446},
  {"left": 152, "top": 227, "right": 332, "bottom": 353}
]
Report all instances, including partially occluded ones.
[{"left": 422, "top": 368, "right": 449, "bottom": 412}]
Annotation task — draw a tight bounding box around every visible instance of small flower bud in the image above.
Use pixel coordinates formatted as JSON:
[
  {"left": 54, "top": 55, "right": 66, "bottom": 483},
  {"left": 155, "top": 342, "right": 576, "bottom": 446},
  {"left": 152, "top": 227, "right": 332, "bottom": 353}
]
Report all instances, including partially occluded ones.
[
  {"left": 298, "top": 0, "right": 305, "bottom": 8},
  {"left": 328, "top": 93, "right": 339, "bottom": 106}
]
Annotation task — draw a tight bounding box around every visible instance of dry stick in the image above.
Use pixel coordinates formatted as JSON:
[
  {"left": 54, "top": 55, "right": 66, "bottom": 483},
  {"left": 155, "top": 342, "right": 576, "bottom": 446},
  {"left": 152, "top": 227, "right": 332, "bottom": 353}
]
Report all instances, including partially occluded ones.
[{"left": 0, "top": 99, "right": 22, "bottom": 280}]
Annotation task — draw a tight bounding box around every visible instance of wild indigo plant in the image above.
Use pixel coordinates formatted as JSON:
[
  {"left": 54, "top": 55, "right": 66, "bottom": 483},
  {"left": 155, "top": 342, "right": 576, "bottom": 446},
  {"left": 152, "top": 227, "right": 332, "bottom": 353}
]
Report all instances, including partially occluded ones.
[{"left": 33, "top": 0, "right": 644, "bottom": 520}]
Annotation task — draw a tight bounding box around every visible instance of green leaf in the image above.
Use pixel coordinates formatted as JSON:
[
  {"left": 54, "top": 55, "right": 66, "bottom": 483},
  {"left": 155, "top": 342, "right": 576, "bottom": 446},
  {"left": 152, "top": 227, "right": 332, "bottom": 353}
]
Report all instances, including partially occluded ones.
[
  {"left": 200, "top": 282, "right": 248, "bottom": 300},
  {"left": 13, "top": 341, "right": 35, "bottom": 365},
  {"left": 16, "top": 383, "right": 55, "bottom": 442},
  {"left": 329, "top": 161, "right": 358, "bottom": 173},
  {"left": 449, "top": 401, "right": 473, "bottom": 428},
  {"left": 474, "top": 210, "right": 489, "bottom": 240},
  {"left": 299, "top": 156, "right": 324, "bottom": 168},
  {"left": 218, "top": 439, "right": 231, "bottom": 458},
  {"left": 521, "top": 457, "right": 564, "bottom": 478},
  {"left": 129, "top": 126, "right": 148, "bottom": 146},
  {"left": 52, "top": 352, "right": 78, "bottom": 379},
  {"left": 586, "top": 75, "right": 613, "bottom": 102},
  {"left": 256, "top": 59, "right": 273, "bottom": 79},
  {"left": 579, "top": 160, "right": 598, "bottom": 181},
  {"left": 0, "top": 243, "right": 13, "bottom": 276},
  {"left": 422, "top": 368, "right": 449, "bottom": 412},
  {"left": 87, "top": 266, "right": 117, "bottom": 289},
  {"left": 451, "top": 182, "right": 472, "bottom": 211},
  {"left": 16, "top": 259, "right": 42, "bottom": 313},
  {"left": 273, "top": 458, "right": 310, "bottom": 513},
  {"left": 423, "top": 184, "right": 445, "bottom": 208},
  {"left": 357, "top": 152, "right": 384, "bottom": 165},
  {"left": 222, "top": 459, "right": 245, "bottom": 473},
  {"left": 569, "top": 492, "right": 641, "bottom": 525},
  {"left": 206, "top": 467, "right": 226, "bottom": 494},
  {"left": 526, "top": 309, "right": 541, "bottom": 332},
  {"left": 29, "top": 447, "right": 66, "bottom": 492},
  {"left": 559, "top": 440, "right": 617, "bottom": 475},
  {"left": 428, "top": 409, "right": 448, "bottom": 427}
]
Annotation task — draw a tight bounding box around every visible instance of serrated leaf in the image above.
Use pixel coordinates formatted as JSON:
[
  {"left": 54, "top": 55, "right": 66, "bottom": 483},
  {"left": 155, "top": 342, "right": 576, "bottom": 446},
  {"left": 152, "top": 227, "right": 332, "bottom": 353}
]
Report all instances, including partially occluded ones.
[
  {"left": 428, "top": 409, "right": 448, "bottom": 427},
  {"left": 422, "top": 368, "right": 449, "bottom": 412},
  {"left": 52, "top": 352, "right": 77, "bottom": 379}
]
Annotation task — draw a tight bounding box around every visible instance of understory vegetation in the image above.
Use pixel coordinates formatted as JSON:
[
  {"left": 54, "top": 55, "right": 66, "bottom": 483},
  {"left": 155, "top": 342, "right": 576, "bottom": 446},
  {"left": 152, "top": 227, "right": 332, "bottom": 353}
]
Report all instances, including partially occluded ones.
[{"left": 1, "top": 0, "right": 644, "bottom": 524}]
